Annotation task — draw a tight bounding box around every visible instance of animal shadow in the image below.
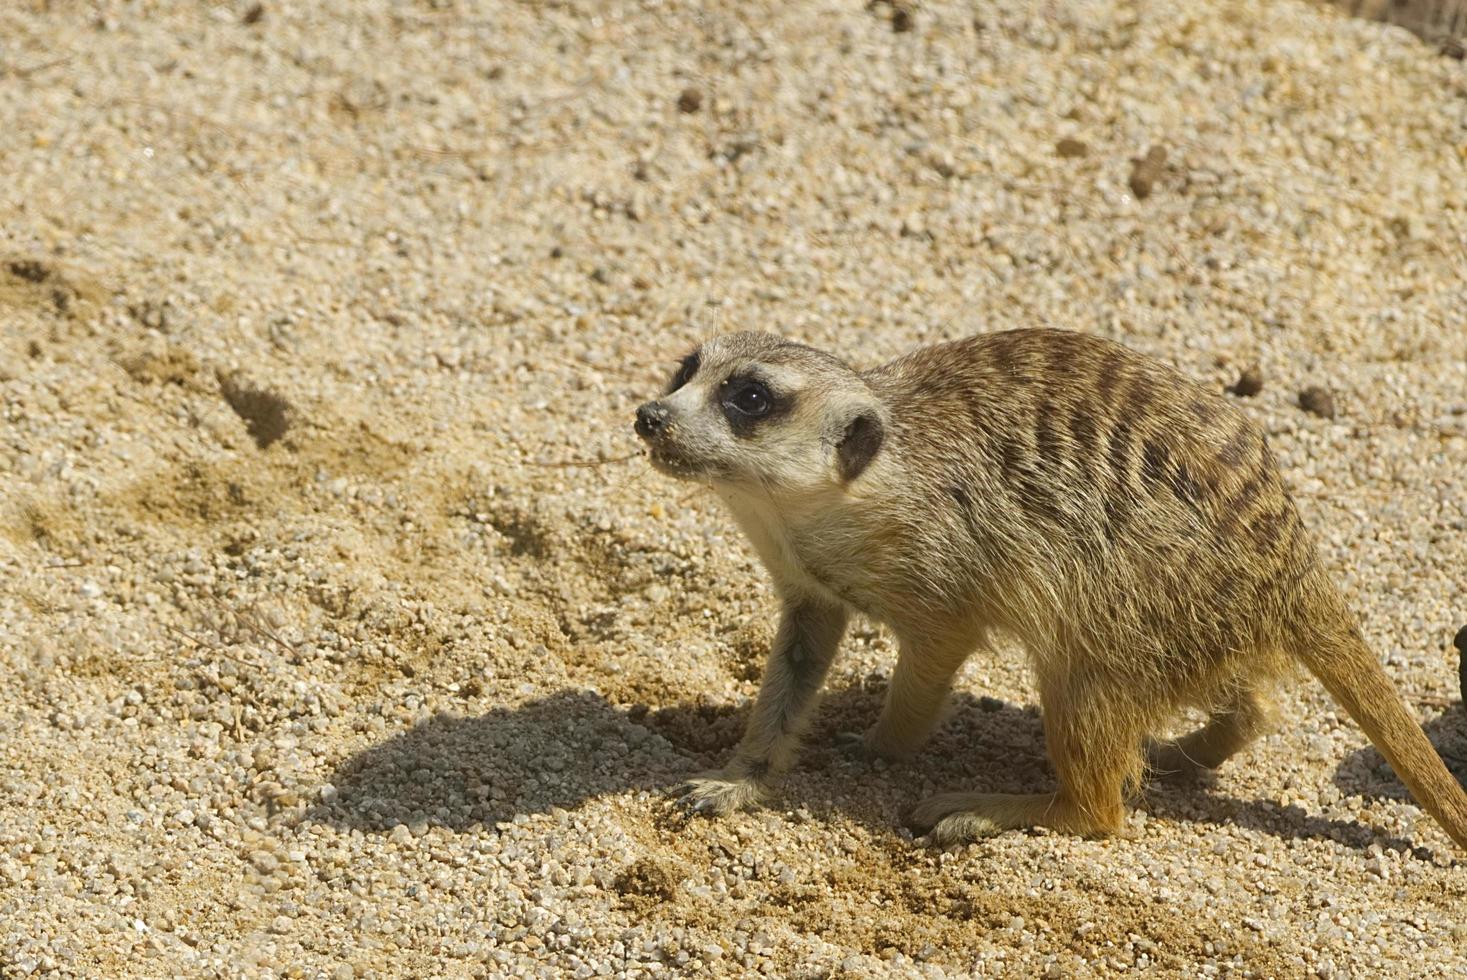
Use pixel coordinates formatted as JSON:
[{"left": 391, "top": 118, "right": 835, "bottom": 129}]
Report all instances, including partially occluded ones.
[
  {"left": 1139, "top": 696, "right": 1464, "bottom": 854},
  {"left": 311, "top": 689, "right": 670, "bottom": 832},
  {"left": 308, "top": 677, "right": 1459, "bottom": 852},
  {"left": 1332, "top": 700, "right": 1467, "bottom": 803},
  {"left": 308, "top": 680, "right": 1049, "bottom": 834}
]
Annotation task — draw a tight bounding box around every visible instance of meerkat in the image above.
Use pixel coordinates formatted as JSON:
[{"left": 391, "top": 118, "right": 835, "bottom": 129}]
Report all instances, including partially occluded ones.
[{"left": 632, "top": 329, "right": 1467, "bottom": 851}]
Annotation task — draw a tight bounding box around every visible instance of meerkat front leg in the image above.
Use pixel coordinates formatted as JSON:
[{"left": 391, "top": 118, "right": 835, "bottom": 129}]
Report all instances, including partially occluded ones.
[
  {"left": 675, "top": 598, "right": 848, "bottom": 816},
  {"left": 843, "top": 633, "right": 971, "bottom": 760}
]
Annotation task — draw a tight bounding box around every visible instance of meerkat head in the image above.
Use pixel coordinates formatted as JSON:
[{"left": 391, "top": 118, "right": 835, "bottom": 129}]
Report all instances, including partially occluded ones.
[{"left": 634, "top": 332, "right": 886, "bottom": 494}]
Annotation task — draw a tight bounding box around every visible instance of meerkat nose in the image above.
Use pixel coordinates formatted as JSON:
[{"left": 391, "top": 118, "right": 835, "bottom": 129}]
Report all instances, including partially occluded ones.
[{"left": 635, "top": 402, "right": 671, "bottom": 440}]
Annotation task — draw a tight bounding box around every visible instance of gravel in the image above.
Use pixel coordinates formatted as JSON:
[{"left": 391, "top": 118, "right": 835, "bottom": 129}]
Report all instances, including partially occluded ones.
[{"left": 1, "top": 1, "right": 1465, "bottom": 977}]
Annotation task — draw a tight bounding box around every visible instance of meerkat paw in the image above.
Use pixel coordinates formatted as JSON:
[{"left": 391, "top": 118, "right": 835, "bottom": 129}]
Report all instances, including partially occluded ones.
[
  {"left": 834, "top": 730, "right": 878, "bottom": 760},
  {"left": 906, "top": 792, "right": 1006, "bottom": 843},
  {"left": 910, "top": 789, "right": 1124, "bottom": 842},
  {"left": 835, "top": 727, "right": 918, "bottom": 762},
  {"left": 924, "top": 811, "right": 1008, "bottom": 845},
  {"left": 908, "top": 790, "right": 1111, "bottom": 843},
  {"left": 1143, "top": 739, "right": 1209, "bottom": 782},
  {"left": 672, "top": 771, "right": 766, "bottom": 816}
]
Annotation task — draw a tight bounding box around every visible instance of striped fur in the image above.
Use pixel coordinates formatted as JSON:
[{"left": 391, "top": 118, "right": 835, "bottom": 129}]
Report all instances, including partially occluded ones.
[{"left": 639, "top": 329, "right": 1467, "bottom": 852}]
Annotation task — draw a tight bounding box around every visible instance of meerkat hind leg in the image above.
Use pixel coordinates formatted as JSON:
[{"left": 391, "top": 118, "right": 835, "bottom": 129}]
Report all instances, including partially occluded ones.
[
  {"left": 1146, "top": 684, "right": 1274, "bottom": 780},
  {"left": 910, "top": 673, "right": 1141, "bottom": 843}
]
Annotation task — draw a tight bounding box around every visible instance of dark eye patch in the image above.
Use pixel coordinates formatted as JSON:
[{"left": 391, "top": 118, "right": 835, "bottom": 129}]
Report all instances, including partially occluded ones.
[
  {"left": 666, "top": 351, "right": 700, "bottom": 393},
  {"left": 718, "top": 371, "right": 793, "bottom": 438},
  {"left": 728, "top": 381, "right": 771, "bottom": 416}
]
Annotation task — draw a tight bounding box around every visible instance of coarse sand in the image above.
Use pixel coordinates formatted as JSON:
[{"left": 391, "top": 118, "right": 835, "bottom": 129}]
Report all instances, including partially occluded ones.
[{"left": 1, "top": 1, "right": 1465, "bottom": 977}]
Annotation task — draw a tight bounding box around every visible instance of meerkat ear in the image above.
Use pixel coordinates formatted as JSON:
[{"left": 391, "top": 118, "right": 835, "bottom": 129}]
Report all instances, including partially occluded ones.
[{"left": 836, "top": 412, "right": 883, "bottom": 482}]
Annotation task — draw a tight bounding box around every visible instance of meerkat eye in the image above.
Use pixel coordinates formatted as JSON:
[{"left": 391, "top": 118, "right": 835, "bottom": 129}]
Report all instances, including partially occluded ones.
[
  {"left": 726, "top": 380, "right": 772, "bottom": 417},
  {"left": 667, "top": 352, "right": 700, "bottom": 393}
]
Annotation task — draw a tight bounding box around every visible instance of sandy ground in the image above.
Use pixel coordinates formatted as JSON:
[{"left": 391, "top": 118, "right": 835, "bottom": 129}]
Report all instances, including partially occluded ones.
[{"left": 2, "top": 1, "right": 1466, "bottom": 977}]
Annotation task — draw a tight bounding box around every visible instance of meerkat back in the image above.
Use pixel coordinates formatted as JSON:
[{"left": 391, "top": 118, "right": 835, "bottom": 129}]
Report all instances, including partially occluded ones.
[{"left": 864, "top": 332, "right": 1464, "bottom": 847}]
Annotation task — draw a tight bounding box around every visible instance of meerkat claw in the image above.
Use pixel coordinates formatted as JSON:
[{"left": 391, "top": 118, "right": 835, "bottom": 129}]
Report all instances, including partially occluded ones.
[
  {"left": 923, "top": 813, "right": 1006, "bottom": 846},
  {"left": 905, "top": 791, "right": 971, "bottom": 835},
  {"left": 906, "top": 793, "right": 1014, "bottom": 844},
  {"left": 834, "top": 731, "right": 872, "bottom": 758},
  {"left": 671, "top": 773, "right": 765, "bottom": 817}
]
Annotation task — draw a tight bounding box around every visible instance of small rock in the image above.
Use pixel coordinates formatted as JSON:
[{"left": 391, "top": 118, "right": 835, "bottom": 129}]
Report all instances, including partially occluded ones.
[
  {"left": 249, "top": 850, "right": 280, "bottom": 875},
  {"left": 242, "top": 2, "right": 265, "bottom": 25},
  {"left": 331, "top": 967, "right": 355, "bottom": 980},
  {"left": 676, "top": 87, "right": 703, "bottom": 114},
  {"left": 1129, "top": 145, "right": 1168, "bottom": 200},
  {"left": 1298, "top": 386, "right": 1336, "bottom": 419},
  {"left": 1227, "top": 366, "right": 1264, "bottom": 397},
  {"left": 1055, "top": 138, "right": 1089, "bottom": 159}
]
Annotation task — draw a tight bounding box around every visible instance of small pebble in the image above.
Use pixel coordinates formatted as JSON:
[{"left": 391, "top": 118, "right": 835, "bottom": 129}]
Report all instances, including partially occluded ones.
[
  {"left": 1129, "top": 145, "right": 1168, "bottom": 200},
  {"left": 676, "top": 86, "right": 703, "bottom": 113},
  {"left": 1299, "top": 385, "right": 1337, "bottom": 419},
  {"left": 1055, "top": 138, "right": 1089, "bottom": 159},
  {"left": 1227, "top": 366, "right": 1264, "bottom": 397}
]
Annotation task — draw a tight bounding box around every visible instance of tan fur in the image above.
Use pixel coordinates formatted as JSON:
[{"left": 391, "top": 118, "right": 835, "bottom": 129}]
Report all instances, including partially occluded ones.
[{"left": 636, "top": 329, "right": 1467, "bottom": 853}]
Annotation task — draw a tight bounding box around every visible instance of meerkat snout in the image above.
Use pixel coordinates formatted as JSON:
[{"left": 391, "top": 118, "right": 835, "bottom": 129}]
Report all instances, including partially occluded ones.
[{"left": 634, "top": 401, "right": 671, "bottom": 440}]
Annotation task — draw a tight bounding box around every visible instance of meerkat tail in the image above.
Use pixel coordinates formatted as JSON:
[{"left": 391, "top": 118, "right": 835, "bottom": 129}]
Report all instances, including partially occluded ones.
[{"left": 1296, "top": 627, "right": 1467, "bottom": 853}]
